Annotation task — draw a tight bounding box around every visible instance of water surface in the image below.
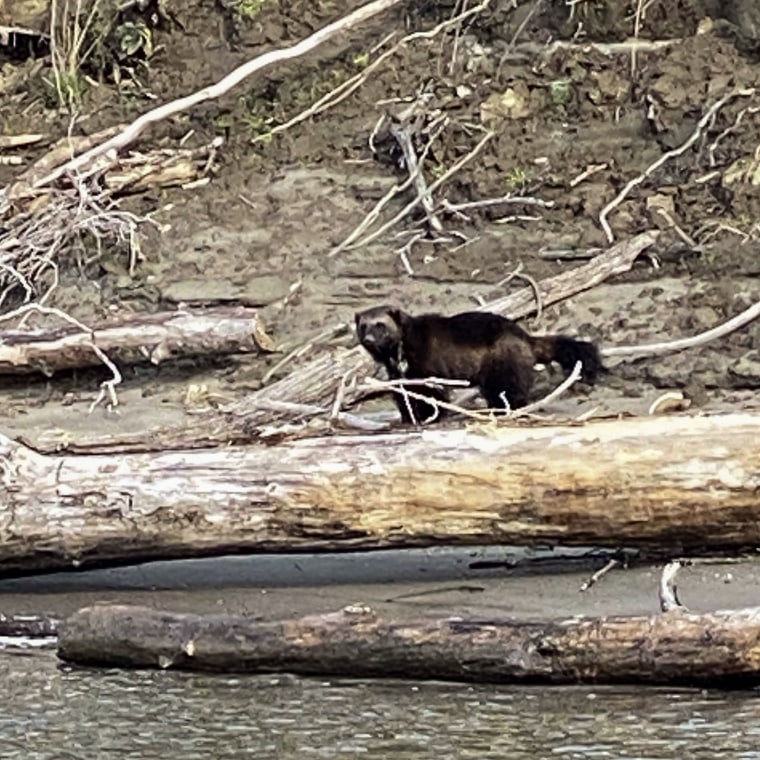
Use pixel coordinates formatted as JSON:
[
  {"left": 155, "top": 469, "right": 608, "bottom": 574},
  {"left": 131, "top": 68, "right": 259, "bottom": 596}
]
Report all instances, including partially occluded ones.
[{"left": 3, "top": 650, "right": 759, "bottom": 759}]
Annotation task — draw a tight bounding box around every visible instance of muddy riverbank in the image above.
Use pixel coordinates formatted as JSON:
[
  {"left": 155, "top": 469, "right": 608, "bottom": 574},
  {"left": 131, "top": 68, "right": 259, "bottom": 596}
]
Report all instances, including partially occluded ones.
[{"left": 0, "top": 0, "right": 758, "bottom": 441}]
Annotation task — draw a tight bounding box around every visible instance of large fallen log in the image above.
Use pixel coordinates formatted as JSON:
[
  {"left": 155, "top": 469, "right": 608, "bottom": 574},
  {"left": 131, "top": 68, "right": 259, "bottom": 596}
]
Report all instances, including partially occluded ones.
[
  {"left": 2, "top": 412, "right": 759, "bottom": 576},
  {"left": 57, "top": 602, "right": 760, "bottom": 686},
  {"left": 0, "top": 306, "right": 274, "bottom": 375}
]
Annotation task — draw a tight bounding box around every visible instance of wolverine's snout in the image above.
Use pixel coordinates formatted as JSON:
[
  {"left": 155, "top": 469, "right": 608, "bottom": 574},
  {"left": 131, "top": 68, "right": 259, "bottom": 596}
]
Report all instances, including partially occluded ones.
[{"left": 357, "top": 324, "right": 375, "bottom": 344}]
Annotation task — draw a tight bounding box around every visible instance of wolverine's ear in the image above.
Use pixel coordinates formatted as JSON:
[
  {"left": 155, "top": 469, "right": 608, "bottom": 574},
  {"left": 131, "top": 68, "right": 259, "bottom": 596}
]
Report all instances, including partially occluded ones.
[{"left": 387, "top": 306, "right": 404, "bottom": 324}]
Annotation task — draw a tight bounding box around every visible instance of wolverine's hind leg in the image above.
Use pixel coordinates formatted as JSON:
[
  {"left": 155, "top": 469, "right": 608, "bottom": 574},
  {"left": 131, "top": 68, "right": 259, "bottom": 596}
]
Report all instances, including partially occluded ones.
[
  {"left": 479, "top": 363, "right": 532, "bottom": 411},
  {"left": 394, "top": 385, "right": 449, "bottom": 425}
]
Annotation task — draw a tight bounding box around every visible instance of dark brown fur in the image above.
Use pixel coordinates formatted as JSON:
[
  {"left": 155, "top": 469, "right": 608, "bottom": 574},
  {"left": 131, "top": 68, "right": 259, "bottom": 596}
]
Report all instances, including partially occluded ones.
[{"left": 355, "top": 305, "right": 604, "bottom": 424}]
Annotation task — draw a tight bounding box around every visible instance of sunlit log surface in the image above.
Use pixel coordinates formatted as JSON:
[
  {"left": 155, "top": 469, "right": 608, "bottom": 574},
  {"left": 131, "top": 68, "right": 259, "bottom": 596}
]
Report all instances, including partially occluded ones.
[{"left": 1, "top": 412, "right": 759, "bottom": 576}]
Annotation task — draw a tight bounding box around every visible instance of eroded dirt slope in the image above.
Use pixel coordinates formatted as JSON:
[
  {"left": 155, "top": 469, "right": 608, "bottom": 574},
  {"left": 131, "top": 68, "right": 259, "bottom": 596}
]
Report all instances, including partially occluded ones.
[{"left": 0, "top": 0, "right": 758, "bottom": 440}]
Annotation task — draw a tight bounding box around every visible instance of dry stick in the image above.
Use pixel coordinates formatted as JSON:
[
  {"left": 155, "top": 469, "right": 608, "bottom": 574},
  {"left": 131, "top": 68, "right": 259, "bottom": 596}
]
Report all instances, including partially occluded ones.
[
  {"left": 0, "top": 304, "right": 122, "bottom": 411},
  {"left": 31, "top": 0, "right": 406, "bottom": 189},
  {"left": 512, "top": 38, "right": 678, "bottom": 57},
  {"left": 389, "top": 122, "right": 444, "bottom": 233},
  {"left": 361, "top": 376, "right": 472, "bottom": 421},
  {"left": 708, "top": 104, "right": 760, "bottom": 167},
  {"left": 511, "top": 270, "right": 543, "bottom": 321},
  {"left": 358, "top": 361, "right": 582, "bottom": 423},
  {"left": 496, "top": 0, "right": 543, "bottom": 76},
  {"left": 515, "top": 361, "right": 581, "bottom": 415},
  {"left": 660, "top": 560, "right": 688, "bottom": 613},
  {"left": 630, "top": 0, "right": 645, "bottom": 76},
  {"left": 442, "top": 194, "right": 554, "bottom": 214},
  {"left": 261, "top": 322, "right": 349, "bottom": 386},
  {"left": 339, "top": 130, "right": 496, "bottom": 254},
  {"left": 0, "top": 26, "right": 49, "bottom": 41},
  {"left": 328, "top": 120, "right": 448, "bottom": 256},
  {"left": 602, "top": 299, "right": 760, "bottom": 358},
  {"left": 598, "top": 88, "right": 756, "bottom": 244},
  {"left": 580, "top": 558, "right": 620, "bottom": 593}
]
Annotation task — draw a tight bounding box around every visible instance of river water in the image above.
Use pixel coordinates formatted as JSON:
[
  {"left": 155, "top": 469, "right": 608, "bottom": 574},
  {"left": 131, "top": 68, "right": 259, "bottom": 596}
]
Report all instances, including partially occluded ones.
[
  {"left": 2, "top": 550, "right": 760, "bottom": 759},
  {"left": 3, "top": 649, "right": 760, "bottom": 759}
]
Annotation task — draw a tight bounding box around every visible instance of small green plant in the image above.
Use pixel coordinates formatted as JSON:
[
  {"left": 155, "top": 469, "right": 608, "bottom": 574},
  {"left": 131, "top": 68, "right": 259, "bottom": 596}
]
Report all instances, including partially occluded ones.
[
  {"left": 42, "top": 69, "right": 88, "bottom": 108},
  {"left": 549, "top": 79, "right": 571, "bottom": 107},
  {"left": 506, "top": 167, "right": 528, "bottom": 191},
  {"left": 233, "top": 0, "right": 269, "bottom": 22},
  {"left": 49, "top": 0, "right": 109, "bottom": 109},
  {"left": 241, "top": 110, "right": 274, "bottom": 141},
  {"left": 115, "top": 20, "right": 153, "bottom": 58},
  {"left": 213, "top": 113, "right": 235, "bottom": 130},
  {"left": 353, "top": 51, "right": 370, "bottom": 69},
  {"left": 430, "top": 163, "right": 447, "bottom": 179}
]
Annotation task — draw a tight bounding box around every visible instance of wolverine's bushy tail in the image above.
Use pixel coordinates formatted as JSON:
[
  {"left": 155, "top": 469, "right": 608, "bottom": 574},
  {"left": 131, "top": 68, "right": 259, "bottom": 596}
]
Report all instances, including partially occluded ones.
[{"left": 531, "top": 335, "right": 604, "bottom": 383}]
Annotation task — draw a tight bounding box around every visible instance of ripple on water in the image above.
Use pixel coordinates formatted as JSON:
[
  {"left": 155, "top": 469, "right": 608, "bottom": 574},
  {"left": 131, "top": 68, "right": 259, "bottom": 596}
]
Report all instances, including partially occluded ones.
[{"left": 2, "top": 652, "right": 760, "bottom": 760}]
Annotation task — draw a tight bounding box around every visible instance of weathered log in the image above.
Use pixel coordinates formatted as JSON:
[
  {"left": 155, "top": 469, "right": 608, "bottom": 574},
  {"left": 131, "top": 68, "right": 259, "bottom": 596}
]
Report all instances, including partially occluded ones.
[
  {"left": 2, "top": 412, "right": 759, "bottom": 576},
  {"left": 0, "top": 306, "right": 274, "bottom": 376},
  {"left": 57, "top": 603, "right": 760, "bottom": 686},
  {"left": 27, "top": 230, "right": 660, "bottom": 454},
  {"left": 0, "top": 614, "right": 58, "bottom": 639}
]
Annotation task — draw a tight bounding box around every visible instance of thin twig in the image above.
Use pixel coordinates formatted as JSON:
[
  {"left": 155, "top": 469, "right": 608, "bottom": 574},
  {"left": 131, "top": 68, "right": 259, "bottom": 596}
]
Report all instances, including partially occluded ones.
[
  {"left": 602, "top": 300, "right": 760, "bottom": 358},
  {"left": 342, "top": 130, "right": 495, "bottom": 254},
  {"left": 261, "top": 323, "right": 349, "bottom": 385},
  {"left": 440, "top": 193, "right": 554, "bottom": 216},
  {"left": 580, "top": 558, "right": 620, "bottom": 592},
  {"left": 0, "top": 304, "right": 122, "bottom": 411},
  {"left": 513, "top": 360, "right": 582, "bottom": 416},
  {"left": 630, "top": 0, "right": 644, "bottom": 77},
  {"left": 390, "top": 121, "right": 444, "bottom": 233},
  {"left": 357, "top": 360, "right": 583, "bottom": 422},
  {"left": 511, "top": 271, "right": 543, "bottom": 321},
  {"left": 598, "top": 88, "right": 756, "bottom": 243},
  {"left": 708, "top": 104, "right": 760, "bottom": 167},
  {"left": 497, "top": 0, "right": 543, "bottom": 76},
  {"left": 659, "top": 560, "right": 688, "bottom": 612},
  {"left": 328, "top": 120, "right": 448, "bottom": 257}
]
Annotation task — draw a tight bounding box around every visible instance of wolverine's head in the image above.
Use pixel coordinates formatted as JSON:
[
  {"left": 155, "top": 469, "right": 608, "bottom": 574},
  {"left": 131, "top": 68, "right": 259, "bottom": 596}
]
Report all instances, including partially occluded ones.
[{"left": 354, "top": 305, "right": 405, "bottom": 370}]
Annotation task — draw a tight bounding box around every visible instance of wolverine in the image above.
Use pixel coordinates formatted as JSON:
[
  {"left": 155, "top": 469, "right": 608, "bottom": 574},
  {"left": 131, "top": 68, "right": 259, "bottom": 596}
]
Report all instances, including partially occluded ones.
[{"left": 355, "top": 305, "right": 604, "bottom": 423}]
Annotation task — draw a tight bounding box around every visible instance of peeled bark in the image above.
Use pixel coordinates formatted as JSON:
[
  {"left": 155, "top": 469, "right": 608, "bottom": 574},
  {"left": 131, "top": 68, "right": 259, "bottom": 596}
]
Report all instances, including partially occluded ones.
[
  {"left": 0, "top": 306, "right": 274, "bottom": 375},
  {"left": 58, "top": 603, "right": 760, "bottom": 686},
  {"left": 1, "top": 412, "right": 759, "bottom": 576}
]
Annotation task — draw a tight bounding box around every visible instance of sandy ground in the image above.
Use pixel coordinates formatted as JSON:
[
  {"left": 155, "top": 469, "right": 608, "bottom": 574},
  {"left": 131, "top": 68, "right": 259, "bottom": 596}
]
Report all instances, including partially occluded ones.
[{"left": 2, "top": 551, "right": 759, "bottom": 631}]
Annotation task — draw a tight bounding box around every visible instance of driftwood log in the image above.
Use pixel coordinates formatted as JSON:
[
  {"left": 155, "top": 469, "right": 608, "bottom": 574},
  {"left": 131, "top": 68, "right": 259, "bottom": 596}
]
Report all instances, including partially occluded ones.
[
  {"left": 2, "top": 412, "right": 759, "bottom": 576},
  {"left": 0, "top": 614, "right": 58, "bottom": 639},
  {"left": 58, "top": 603, "right": 760, "bottom": 686},
  {"left": 0, "top": 306, "right": 274, "bottom": 375}
]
